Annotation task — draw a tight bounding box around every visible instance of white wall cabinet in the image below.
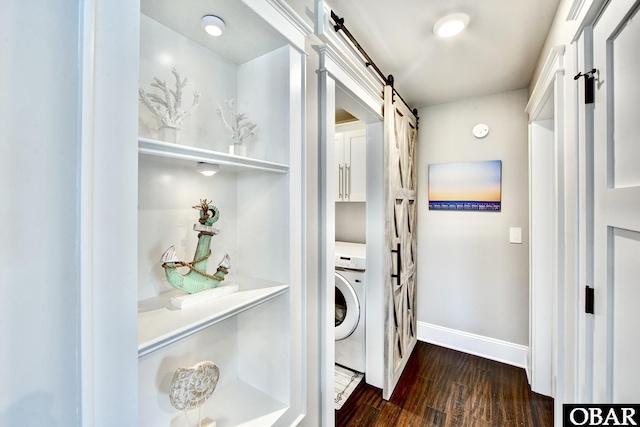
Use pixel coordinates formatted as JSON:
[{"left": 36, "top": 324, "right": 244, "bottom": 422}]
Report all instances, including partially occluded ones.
[
  {"left": 335, "top": 124, "right": 366, "bottom": 202},
  {"left": 136, "top": 1, "right": 308, "bottom": 426}
]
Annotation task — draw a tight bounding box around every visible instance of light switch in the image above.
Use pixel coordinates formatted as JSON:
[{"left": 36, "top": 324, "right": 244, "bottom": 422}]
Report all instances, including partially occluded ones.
[{"left": 509, "top": 227, "right": 522, "bottom": 244}]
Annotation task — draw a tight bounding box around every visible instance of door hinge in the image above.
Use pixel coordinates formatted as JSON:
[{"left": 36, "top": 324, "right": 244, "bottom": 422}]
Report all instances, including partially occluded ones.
[
  {"left": 574, "top": 69, "right": 597, "bottom": 104},
  {"left": 585, "top": 285, "right": 595, "bottom": 314}
]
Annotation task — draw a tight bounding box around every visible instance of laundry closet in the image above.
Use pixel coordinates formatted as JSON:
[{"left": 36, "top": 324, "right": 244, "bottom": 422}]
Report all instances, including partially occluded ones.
[{"left": 333, "top": 111, "right": 368, "bottom": 408}]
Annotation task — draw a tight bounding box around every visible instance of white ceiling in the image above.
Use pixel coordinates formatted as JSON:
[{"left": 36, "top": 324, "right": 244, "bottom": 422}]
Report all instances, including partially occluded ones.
[
  {"left": 286, "top": 0, "right": 561, "bottom": 108},
  {"left": 142, "top": 0, "right": 288, "bottom": 64},
  {"left": 143, "top": 0, "right": 561, "bottom": 109}
]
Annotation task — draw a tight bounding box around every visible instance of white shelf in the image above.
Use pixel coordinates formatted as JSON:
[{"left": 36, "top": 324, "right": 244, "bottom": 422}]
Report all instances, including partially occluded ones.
[
  {"left": 139, "top": 137, "right": 289, "bottom": 174},
  {"left": 138, "top": 274, "right": 288, "bottom": 357},
  {"left": 198, "top": 380, "right": 288, "bottom": 427}
]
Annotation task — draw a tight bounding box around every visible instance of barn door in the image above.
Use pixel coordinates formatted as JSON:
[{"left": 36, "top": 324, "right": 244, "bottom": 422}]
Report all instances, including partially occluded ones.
[
  {"left": 592, "top": 0, "right": 640, "bottom": 402},
  {"left": 383, "top": 85, "right": 418, "bottom": 399}
]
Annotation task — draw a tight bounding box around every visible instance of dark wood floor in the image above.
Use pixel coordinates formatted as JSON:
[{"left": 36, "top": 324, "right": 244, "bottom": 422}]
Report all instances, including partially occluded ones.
[{"left": 336, "top": 342, "right": 553, "bottom": 426}]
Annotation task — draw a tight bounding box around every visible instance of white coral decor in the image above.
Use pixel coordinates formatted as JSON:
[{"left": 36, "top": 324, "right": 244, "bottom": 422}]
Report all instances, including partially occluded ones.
[
  {"left": 139, "top": 68, "right": 200, "bottom": 128},
  {"left": 216, "top": 99, "right": 257, "bottom": 143}
]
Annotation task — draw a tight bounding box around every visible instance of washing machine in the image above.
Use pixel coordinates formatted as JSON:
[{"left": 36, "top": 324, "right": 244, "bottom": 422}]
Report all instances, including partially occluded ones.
[{"left": 334, "top": 241, "right": 366, "bottom": 373}]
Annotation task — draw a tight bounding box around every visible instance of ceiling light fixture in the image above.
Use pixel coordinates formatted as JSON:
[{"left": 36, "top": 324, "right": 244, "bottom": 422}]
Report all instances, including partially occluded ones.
[
  {"left": 201, "top": 15, "right": 225, "bottom": 37},
  {"left": 433, "top": 13, "right": 469, "bottom": 38},
  {"left": 196, "top": 162, "right": 220, "bottom": 176}
]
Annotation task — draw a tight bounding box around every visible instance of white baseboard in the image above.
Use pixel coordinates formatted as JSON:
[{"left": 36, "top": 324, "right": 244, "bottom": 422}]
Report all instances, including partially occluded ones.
[{"left": 417, "top": 321, "right": 529, "bottom": 371}]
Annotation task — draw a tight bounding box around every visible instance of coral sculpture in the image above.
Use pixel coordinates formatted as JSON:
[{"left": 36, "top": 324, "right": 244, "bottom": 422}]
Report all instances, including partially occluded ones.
[
  {"left": 216, "top": 99, "right": 257, "bottom": 143},
  {"left": 139, "top": 68, "right": 200, "bottom": 128}
]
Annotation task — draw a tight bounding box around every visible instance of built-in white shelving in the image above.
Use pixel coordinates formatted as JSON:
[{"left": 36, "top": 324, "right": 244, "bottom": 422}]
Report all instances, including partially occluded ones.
[
  {"left": 138, "top": 274, "right": 288, "bottom": 356},
  {"left": 136, "top": 0, "right": 307, "bottom": 425},
  {"left": 201, "top": 380, "right": 289, "bottom": 426},
  {"left": 139, "top": 138, "right": 289, "bottom": 174}
]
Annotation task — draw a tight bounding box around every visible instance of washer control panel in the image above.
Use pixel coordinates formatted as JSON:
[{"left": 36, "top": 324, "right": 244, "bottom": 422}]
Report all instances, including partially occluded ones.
[
  {"left": 335, "top": 241, "right": 366, "bottom": 270},
  {"left": 335, "top": 255, "right": 366, "bottom": 270}
]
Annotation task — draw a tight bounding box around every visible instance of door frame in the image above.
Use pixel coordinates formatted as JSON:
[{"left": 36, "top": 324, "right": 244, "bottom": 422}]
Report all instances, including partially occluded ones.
[
  {"left": 525, "top": 45, "right": 566, "bottom": 408},
  {"left": 314, "top": 1, "right": 384, "bottom": 424}
]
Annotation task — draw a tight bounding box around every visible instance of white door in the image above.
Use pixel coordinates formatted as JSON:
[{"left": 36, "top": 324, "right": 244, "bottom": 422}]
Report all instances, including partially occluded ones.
[{"left": 592, "top": 0, "right": 640, "bottom": 402}]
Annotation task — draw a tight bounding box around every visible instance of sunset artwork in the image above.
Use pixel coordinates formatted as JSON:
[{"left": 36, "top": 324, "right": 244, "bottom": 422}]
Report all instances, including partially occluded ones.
[{"left": 428, "top": 160, "right": 502, "bottom": 211}]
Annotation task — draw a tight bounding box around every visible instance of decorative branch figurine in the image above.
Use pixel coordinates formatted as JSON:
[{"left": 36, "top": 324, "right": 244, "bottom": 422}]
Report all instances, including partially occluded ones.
[
  {"left": 161, "top": 199, "right": 230, "bottom": 294},
  {"left": 139, "top": 68, "right": 200, "bottom": 128},
  {"left": 216, "top": 99, "right": 257, "bottom": 143}
]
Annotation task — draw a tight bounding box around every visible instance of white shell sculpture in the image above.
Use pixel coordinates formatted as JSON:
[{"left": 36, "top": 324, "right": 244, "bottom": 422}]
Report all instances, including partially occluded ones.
[{"left": 169, "top": 361, "right": 220, "bottom": 411}]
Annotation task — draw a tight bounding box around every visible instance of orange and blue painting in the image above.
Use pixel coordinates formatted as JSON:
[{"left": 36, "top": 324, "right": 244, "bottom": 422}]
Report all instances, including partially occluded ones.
[{"left": 428, "top": 160, "right": 502, "bottom": 211}]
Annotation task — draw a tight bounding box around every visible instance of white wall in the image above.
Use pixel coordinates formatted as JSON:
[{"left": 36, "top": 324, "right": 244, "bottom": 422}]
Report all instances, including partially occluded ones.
[
  {"left": 417, "top": 89, "right": 530, "bottom": 350},
  {"left": 0, "top": 1, "right": 81, "bottom": 425},
  {"left": 1, "top": 0, "right": 139, "bottom": 425},
  {"left": 335, "top": 203, "right": 366, "bottom": 243}
]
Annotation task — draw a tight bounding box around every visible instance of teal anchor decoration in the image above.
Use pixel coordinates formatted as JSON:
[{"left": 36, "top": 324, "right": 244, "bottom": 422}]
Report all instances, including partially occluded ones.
[{"left": 161, "top": 199, "right": 230, "bottom": 294}]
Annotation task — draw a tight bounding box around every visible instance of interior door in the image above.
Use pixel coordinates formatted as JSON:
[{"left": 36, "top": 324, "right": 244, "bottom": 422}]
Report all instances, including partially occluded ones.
[
  {"left": 382, "top": 85, "right": 418, "bottom": 399},
  {"left": 592, "top": 0, "right": 640, "bottom": 402}
]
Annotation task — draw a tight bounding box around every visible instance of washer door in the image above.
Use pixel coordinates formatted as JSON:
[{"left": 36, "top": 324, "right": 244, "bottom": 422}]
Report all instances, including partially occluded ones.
[{"left": 335, "top": 272, "right": 360, "bottom": 340}]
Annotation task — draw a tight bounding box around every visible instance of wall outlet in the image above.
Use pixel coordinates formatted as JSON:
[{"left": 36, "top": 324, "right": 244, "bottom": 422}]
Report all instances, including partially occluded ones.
[{"left": 509, "top": 227, "right": 522, "bottom": 244}]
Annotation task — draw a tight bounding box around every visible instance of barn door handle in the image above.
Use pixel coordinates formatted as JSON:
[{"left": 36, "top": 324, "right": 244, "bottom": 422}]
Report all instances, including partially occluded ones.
[{"left": 391, "top": 243, "right": 401, "bottom": 287}]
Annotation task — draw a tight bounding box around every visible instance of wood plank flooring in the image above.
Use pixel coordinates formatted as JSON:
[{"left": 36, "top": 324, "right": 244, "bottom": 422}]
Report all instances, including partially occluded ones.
[{"left": 336, "top": 342, "right": 553, "bottom": 426}]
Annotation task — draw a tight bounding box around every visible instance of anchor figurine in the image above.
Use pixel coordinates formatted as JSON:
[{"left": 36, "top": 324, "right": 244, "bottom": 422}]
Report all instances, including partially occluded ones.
[{"left": 161, "top": 199, "right": 230, "bottom": 294}]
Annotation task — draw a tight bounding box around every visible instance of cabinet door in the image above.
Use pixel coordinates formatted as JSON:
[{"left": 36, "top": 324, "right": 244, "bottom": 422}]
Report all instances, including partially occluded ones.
[
  {"left": 345, "top": 129, "right": 366, "bottom": 202},
  {"left": 335, "top": 132, "right": 345, "bottom": 201}
]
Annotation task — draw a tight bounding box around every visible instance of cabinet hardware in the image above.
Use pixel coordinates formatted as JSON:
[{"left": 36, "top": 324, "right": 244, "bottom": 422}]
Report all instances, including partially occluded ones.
[
  {"left": 345, "top": 165, "right": 351, "bottom": 199},
  {"left": 574, "top": 68, "right": 597, "bottom": 104},
  {"left": 339, "top": 164, "right": 344, "bottom": 199},
  {"left": 585, "top": 285, "right": 595, "bottom": 314}
]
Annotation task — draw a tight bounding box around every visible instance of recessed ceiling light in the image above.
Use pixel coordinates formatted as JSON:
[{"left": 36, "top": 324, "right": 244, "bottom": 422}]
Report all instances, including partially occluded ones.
[
  {"left": 201, "top": 15, "right": 225, "bottom": 37},
  {"left": 196, "top": 162, "right": 220, "bottom": 176},
  {"left": 433, "top": 13, "right": 469, "bottom": 38}
]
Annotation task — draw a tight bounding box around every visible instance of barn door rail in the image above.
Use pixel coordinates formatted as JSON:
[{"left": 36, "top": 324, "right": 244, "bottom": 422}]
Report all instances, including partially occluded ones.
[{"left": 330, "top": 10, "right": 419, "bottom": 121}]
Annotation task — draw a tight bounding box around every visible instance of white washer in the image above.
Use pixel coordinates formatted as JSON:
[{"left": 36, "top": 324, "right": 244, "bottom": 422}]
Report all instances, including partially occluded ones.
[{"left": 334, "top": 241, "right": 366, "bottom": 373}]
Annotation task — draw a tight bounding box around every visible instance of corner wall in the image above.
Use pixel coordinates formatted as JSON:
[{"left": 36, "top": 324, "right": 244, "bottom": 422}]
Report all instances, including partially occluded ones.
[
  {"left": 0, "top": 1, "right": 81, "bottom": 424},
  {"left": 416, "top": 89, "right": 530, "bottom": 366}
]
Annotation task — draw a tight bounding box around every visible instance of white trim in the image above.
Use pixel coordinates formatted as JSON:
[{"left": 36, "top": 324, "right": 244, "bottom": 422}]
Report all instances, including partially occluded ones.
[
  {"left": 526, "top": 45, "right": 566, "bottom": 118},
  {"left": 417, "top": 322, "right": 529, "bottom": 371},
  {"left": 313, "top": 44, "right": 383, "bottom": 120},
  {"left": 317, "top": 67, "right": 336, "bottom": 427},
  {"left": 567, "top": 0, "right": 589, "bottom": 21},
  {"left": 244, "top": 0, "right": 311, "bottom": 52},
  {"left": 314, "top": 1, "right": 384, "bottom": 119},
  {"left": 266, "top": 0, "right": 313, "bottom": 39},
  {"left": 79, "top": 0, "right": 140, "bottom": 424},
  {"left": 526, "top": 42, "right": 567, "bottom": 420},
  {"left": 79, "top": 1, "right": 97, "bottom": 424}
]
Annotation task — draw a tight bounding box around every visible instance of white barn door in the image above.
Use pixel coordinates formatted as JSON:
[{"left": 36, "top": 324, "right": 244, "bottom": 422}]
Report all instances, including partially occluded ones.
[
  {"left": 383, "top": 85, "right": 418, "bottom": 399},
  {"left": 592, "top": 0, "right": 640, "bottom": 402}
]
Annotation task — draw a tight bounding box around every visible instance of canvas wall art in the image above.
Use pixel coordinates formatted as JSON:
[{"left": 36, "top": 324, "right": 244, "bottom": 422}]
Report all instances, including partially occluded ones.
[{"left": 428, "top": 160, "right": 502, "bottom": 211}]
